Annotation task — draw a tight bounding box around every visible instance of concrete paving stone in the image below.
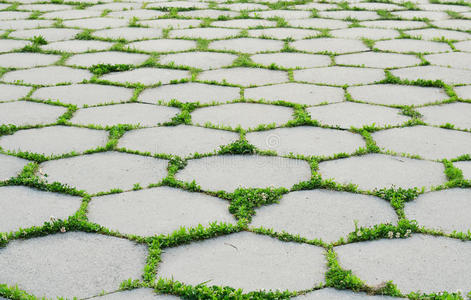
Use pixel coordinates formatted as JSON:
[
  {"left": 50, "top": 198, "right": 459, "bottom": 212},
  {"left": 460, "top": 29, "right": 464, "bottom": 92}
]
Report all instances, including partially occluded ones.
[
  {"left": 32, "top": 84, "right": 133, "bottom": 107},
  {"left": 0, "top": 53, "right": 60, "bottom": 68},
  {"left": 39, "top": 152, "right": 168, "bottom": 194},
  {"left": 2, "top": 66, "right": 92, "bottom": 85},
  {"left": 251, "top": 53, "right": 330, "bottom": 69},
  {"left": 179, "top": 9, "right": 239, "bottom": 18},
  {"left": 455, "top": 40, "right": 471, "bottom": 52},
  {"left": 391, "top": 66, "right": 471, "bottom": 85},
  {"left": 90, "top": 289, "right": 179, "bottom": 300},
  {"left": 245, "top": 83, "right": 343, "bottom": 106},
  {"left": 118, "top": 125, "right": 239, "bottom": 157},
  {"left": 249, "top": 9, "right": 311, "bottom": 19},
  {"left": 348, "top": 84, "right": 447, "bottom": 106},
  {"left": 432, "top": 19, "right": 471, "bottom": 31},
  {"left": 169, "top": 28, "right": 240, "bottom": 39},
  {"left": 375, "top": 39, "right": 451, "bottom": 53},
  {"left": 0, "top": 126, "right": 107, "bottom": 156},
  {"left": 289, "top": 18, "right": 350, "bottom": 29},
  {"left": 405, "top": 189, "right": 471, "bottom": 234},
  {"left": 418, "top": 3, "right": 470, "bottom": 11},
  {"left": 41, "top": 9, "right": 102, "bottom": 20},
  {"left": 360, "top": 20, "right": 427, "bottom": 29},
  {"left": 307, "top": 102, "right": 408, "bottom": 129},
  {"left": 425, "top": 52, "right": 471, "bottom": 70},
  {"left": 218, "top": 3, "right": 269, "bottom": 10},
  {"left": 0, "top": 232, "right": 147, "bottom": 299},
  {"left": 9, "top": 28, "right": 81, "bottom": 42},
  {"left": 157, "top": 232, "right": 326, "bottom": 291},
  {"left": 293, "top": 3, "right": 338, "bottom": 10},
  {"left": 198, "top": 67, "right": 288, "bottom": 86},
  {"left": 455, "top": 85, "right": 471, "bottom": 99},
  {"left": 0, "top": 11, "right": 31, "bottom": 20},
  {"left": 212, "top": 19, "right": 277, "bottom": 29},
  {"left": 0, "top": 154, "right": 29, "bottom": 181},
  {"left": 191, "top": 103, "right": 293, "bottom": 129},
  {"left": 147, "top": 1, "right": 208, "bottom": 9},
  {"left": 0, "top": 186, "right": 82, "bottom": 233},
  {"left": 159, "top": 51, "right": 237, "bottom": 70},
  {"left": 17, "top": 3, "right": 73, "bottom": 11},
  {"left": 351, "top": 2, "right": 403, "bottom": 10},
  {"left": 0, "top": 3, "right": 11, "bottom": 10},
  {"left": 86, "top": 2, "right": 141, "bottom": 11},
  {"left": 89, "top": 187, "right": 235, "bottom": 236},
  {"left": 319, "top": 10, "right": 380, "bottom": 20},
  {"left": 0, "top": 20, "right": 52, "bottom": 30},
  {"left": 209, "top": 38, "right": 284, "bottom": 53},
  {"left": 108, "top": 9, "right": 166, "bottom": 19},
  {"left": 63, "top": 17, "right": 128, "bottom": 30},
  {"left": 418, "top": 103, "right": 471, "bottom": 129},
  {"left": 335, "top": 234, "right": 471, "bottom": 294},
  {"left": 404, "top": 28, "right": 471, "bottom": 41},
  {"left": 392, "top": 10, "right": 450, "bottom": 21},
  {"left": 455, "top": 161, "right": 471, "bottom": 180},
  {"left": 0, "top": 101, "right": 66, "bottom": 126},
  {"left": 251, "top": 190, "right": 396, "bottom": 243},
  {"left": 139, "top": 82, "right": 240, "bottom": 104},
  {"left": 318, "top": 153, "right": 446, "bottom": 190},
  {"left": 293, "top": 288, "right": 398, "bottom": 299},
  {"left": 66, "top": 51, "right": 149, "bottom": 68},
  {"left": 139, "top": 19, "right": 201, "bottom": 29},
  {"left": 100, "top": 68, "right": 190, "bottom": 85},
  {"left": 0, "top": 84, "right": 31, "bottom": 101},
  {"left": 42, "top": 40, "right": 113, "bottom": 53},
  {"left": 248, "top": 28, "right": 319, "bottom": 40},
  {"left": 92, "top": 27, "right": 163, "bottom": 41},
  {"left": 127, "top": 39, "right": 196, "bottom": 52},
  {"left": 176, "top": 155, "right": 311, "bottom": 192},
  {"left": 330, "top": 27, "right": 399, "bottom": 40},
  {"left": 294, "top": 66, "right": 384, "bottom": 86},
  {"left": 0, "top": 39, "right": 31, "bottom": 53},
  {"left": 373, "top": 125, "right": 471, "bottom": 160},
  {"left": 70, "top": 103, "right": 179, "bottom": 127},
  {"left": 292, "top": 38, "right": 369, "bottom": 54},
  {"left": 336, "top": 52, "right": 420, "bottom": 68}
]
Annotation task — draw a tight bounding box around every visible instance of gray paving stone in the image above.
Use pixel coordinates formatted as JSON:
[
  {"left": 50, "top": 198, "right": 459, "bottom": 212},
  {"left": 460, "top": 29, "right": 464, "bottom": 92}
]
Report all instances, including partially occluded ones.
[
  {"left": 17, "top": 3, "right": 73, "bottom": 11},
  {"left": 90, "top": 289, "right": 178, "bottom": 300},
  {"left": 9, "top": 28, "right": 81, "bottom": 42},
  {"left": 348, "top": 84, "right": 447, "bottom": 106},
  {"left": 0, "top": 232, "right": 147, "bottom": 299},
  {"left": 375, "top": 39, "right": 451, "bottom": 53},
  {"left": 330, "top": 27, "right": 399, "bottom": 40},
  {"left": 391, "top": 66, "right": 471, "bottom": 85},
  {"left": 70, "top": 103, "right": 179, "bottom": 127},
  {"left": 157, "top": 232, "right": 326, "bottom": 291},
  {"left": 336, "top": 52, "right": 420, "bottom": 68},
  {"left": 455, "top": 40, "right": 471, "bottom": 52},
  {"left": 246, "top": 126, "right": 364, "bottom": 157},
  {"left": 89, "top": 187, "right": 235, "bottom": 236},
  {"left": 179, "top": 9, "right": 239, "bottom": 18},
  {"left": 404, "top": 28, "right": 471, "bottom": 41},
  {"left": 289, "top": 18, "right": 350, "bottom": 29},
  {"left": 209, "top": 38, "right": 284, "bottom": 53},
  {"left": 251, "top": 190, "right": 397, "bottom": 243},
  {"left": 63, "top": 17, "right": 128, "bottom": 30},
  {"left": 118, "top": 125, "right": 239, "bottom": 157},
  {"left": 0, "top": 20, "right": 52, "bottom": 30},
  {"left": 169, "top": 28, "right": 240, "bottom": 39},
  {"left": 127, "top": 39, "right": 196, "bottom": 53},
  {"left": 245, "top": 83, "right": 343, "bottom": 106},
  {"left": 248, "top": 28, "right": 319, "bottom": 40},
  {"left": 0, "top": 39, "right": 31, "bottom": 53},
  {"left": 455, "top": 161, "right": 471, "bottom": 180},
  {"left": 432, "top": 19, "right": 471, "bottom": 31},
  {"left": 100, "top": 68, "right": 190, "bottom": 85},
  {"left": 360, "top": 20, "right": 427, "bottom": 29},
  {"left": 107, "top": 9, "right": 166, "bottom": 20},
  {"left": 2, "top": 66, "right": 92, "bottom": 85},
  {"left": 249, "top": 9, "right": 311, "bottom": 19},
  {"left": 335, "top": 234, "right": 471, "bottom": 294},
  {"left": 0, "top": 126, "right": 107, "bottom": 156},
  {"left": 198, "top": 67, "right": 288, "bottom": 86},
  {"left": 41, "top": 40, "right": 113, "bottom": 53},
  {"left": 218, "top": 3, "right": 268, "bottom": 10},
  {"left": 319, "top": 10, "right": 380, "bottom": 20},
  {"left": 351, "top": 2, "right": 403, "bottom": 10},
  {"left": 455, "top": 85, "right": 471, "bottom": 99},
  {"left": 425, "top": 52, "right": 471, "bottom": 70},
  {"left": 0, "top": 101, "right": 66, "bottom": 126},
  {"left": 373, "top": 126, "right": 471, "bottom": 160},
  {"left": 294, "top": 67, "right": 384, "bottom": 86},
  {"left": 294, "top": 3, "right": 338, "bottom": 10},
  {"left": 41, "top": 9, "right": 102, "bottom": 20},
  {"left": 32, "top": 84, "right": 133, "bottom": 107},
  {"left": 418, "top": 103, "right": 471, "bottom": 129},
  {"left": 318, "top": 154, "right": 446, "bottom": 190},
  {"left": 86, "top": 2, "right": 140, "bottom": 11},
  {"left": 0, "top": 84, "right": 31, "bottom": 101},
  {"left": 251, "top": 53, "right": 330, "bottom": 69},
  {"left": 293, "top": 288, "right": 398, "bottom": 299},
  {"left": 0, "top": 154, "right": 29, "bottom": 181},
  {"left": 139, "top": 19, "right": 201, "bottom": 29},
  {"left": 292, "top": 38, "right": 368, "bottom": 54},
  {"left": 66, "top": 51, "right": 149, "bottom": 68},
  {"left": 0, "top": 11, "right": 31, "bottom": 20},
  {"left": 392, "top": 10, "right": 450, "bottom": 21},
  {"left": 147, "top": 1, "right": 208, "bottom": 9},
  {"left": 40, "top": 152, "right": 168, "bottom": 194},
  {"left": 418, "top": 3, "right": 469, "bottom": 12},
  {"left": 176, "top": 155, "right": 311, "bottom": 192},
  {"left": 0, "top": 186, "right": 82, "bottom": 233},
  {"left": 159, "top": 52, "right": 237, "bottom": 70},
  {"left": 139, "top": 82, "right": 240, "bottom": 104},
  {"left": 212, "top": 19, "right": 277, "bottom": 29},
  {"left": 191, "top": 103, "right": 293, "bottom": 129},
  {"left": 92, "top": 27, "right": 162, "bottom": 41},
  {"left": 0, "top": 53, "right": 60, "bottom": 68}
]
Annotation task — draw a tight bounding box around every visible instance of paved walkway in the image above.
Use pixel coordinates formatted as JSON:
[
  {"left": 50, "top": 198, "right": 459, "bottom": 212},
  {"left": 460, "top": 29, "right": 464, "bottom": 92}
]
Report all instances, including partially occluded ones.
[{"left": 1, "top": 0, "right": 471, "bottom": 299}]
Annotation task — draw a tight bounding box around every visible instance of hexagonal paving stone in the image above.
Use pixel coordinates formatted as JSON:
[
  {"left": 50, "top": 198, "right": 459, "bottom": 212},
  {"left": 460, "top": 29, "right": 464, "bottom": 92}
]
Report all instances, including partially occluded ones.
[
  {"left": 176, "top": 155, "right": 311, "bottom": 192},
  {"left": 92, "top": 27, "right": 163, "bottom": 41},
  {"left": 198, "top": 67, "right": 288, "bottom": 86},
  {"left": 89, "top": 187, "right": 235, "bottom": 236},
  {"left": 251, "top": 53, "right": 330, "bottom": 69},
  {"left": 425, "top": 52, "right": 471, "bottom": 70},
  {"left": 108, "top": 9, "right": 166, "bottom": 20},
  {"left": 245, "top": 83, "right": 344, "bottom": 106},
  {"left": 32, "top": 84, "right": 133, "bottom": 107},
  {"left": 348, "top": 84, "right": 447, "bottom": 106},
  {"left": 246, "top": 126, "right": 364, "bottom": 156},
  {"left": 139, "top": 82, "right": 240, "bottom": 104},
  {"left": 319, "top": 10, "right": 380, "bottom": 20},
  {"left": 392, "top": 10, "right": 449, "bottom": 21},
  {"left": 0, "top": 186, "right": 82, "bottom": 233},
  {"left": 248, "top": 28, "right": 319, "bottom": 40},
  {"left": 118, "top": 125, "right": 239, "bottom": 157},
  {"left": 17, "top": 4, "right": 73, "bottom": 11},
  {"left": 289, "top": 18, "right": 349, "bottom": 29},
  {"left": 70, "top": 103, "right": 180, "bottom": 127},
  {"left": 455, "top": 40, "right": 471, "bottom": 52},
  {"left": 159, "top": 52, "right": 237, "bottom": 70},
  {"left": 86, "top": 2, "right": 140, "bottom": 11},
  {"left": 0, "top": 126, "right": 108, "bottom": 156},
  {"left": 101, "top": 68, "right": 190, "bottom": 85},
  {"left": 179, "top": 9, "right": 239, "bottom": 18},
  {"left": 169, "top": 28, "right": 240, "bottom": 39},
  {"left": 8, "top": 28, "right": 81, "bottom": 42},
  {"left": 249, "top": 9, "right": 311, "bottom": 19},
  {"left": 360, "top": 20, "right": 427, "bottom": 29},
  {"left": 0, "top": 39, "right": 31, "bottom": 53},
  {"left": 375, "top": 39, "right": 451, "bottom": 53},
  {"left": 157, "top": 232, "right": 326, "bottom": 291},
  {"left": 432, "top": 19, "right": 471, "bottom": 31},
  {"left": 251, "top": 190, "right": 397, "bottom": 243},
  {"left": 127, "top": 39, "right": 196, "bottom": 53},
  {"left": 336, "top": 52, "right": 420, "bottom": 68},
  {"left": 147, "top": 1, "right": 208, "bottom": 9},
  {"left": 318, "top": 154, "right": 446, "bottom": 190},
  {"left": 455, "top": 85, "right": 471, "bottom": 100},
  {"left": 294, "top": 67, "right": 384, "bottom": 86},
  {"left": 0, "top": 11, "right": 31, "bottom": 20},
  {"left": 373, "top": 126, "right": 471, "bottom": 160},
  {"left": 0, "top": 53, "right": 60, "bottom": 68},
  {"left": 212, "top": 19, "right": 276, "bottom": 29},
  {"left": 41, "top": 9, "right": 101, "bottom": 20},
  {"left": 292, "top": 38, "right": 368, "bottom": 54},
  {"left": 0, "top": 20, "right": 53, "bottom": 30},
  {"left": 89, "top": 289, "right": 178, "bottom": 300},
  {"left": 209, "top": 38, "right": 284, "bottom": 54},
  {"left": 42, "top": 40, "right": 113, "bottom": 53},
  {"left": 391, "top": 66, "right": 471, "bottom": 85},
  {"left": 63, "top": 17, "right": 128, "bottom": 30},
  {"left": 66, "top": 52, "right": 149, "bottom": 68},
  {"left": 417, "top": 103, "right": 471, "bottom": 129},
  {"left": 218, "top": 3, "right": 268, "bottom": 10},
  {"left": 139, "top": 19, "right": 201, "bottom": 29},
  {"left": 404, "top": 28, "right": 471, "bottom": 41},
  {"left": 294, "top": 3, "right": 337, "bottom": 10},
  {"left": 0, "top": 101, "right": 67, "bottom": 126},
  {"left": 307, "top": 102, "right": 409, "bottom": 129},
  {"left": 191, "top": 103, "right": 294, "bottom": 129},
  {"left": 2, "top": 66, "right": 92, "bottom": 85},
  {"left": 330, "top": 27, "right": 399, "bottom": 40},
  {"left": 455, "top": 161, "right": 471, "bottom": 179},
  {"left": 0, "top": 84, "right": 31, "bottom": 101},
  {"left": 39, "top": 152, "right": 168, "bottom": 194},
  {"left": 0, "top": 154, "right": 29, "bottom": 181},
  {"left": 0, "top": 232, "right": 147, "bottom": 299},
  {"left": 293, "top": 288, "right": 397, "bottom": 299},
  {"left": 335, "top": 234, "right": 471, "bottom": 294}
]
